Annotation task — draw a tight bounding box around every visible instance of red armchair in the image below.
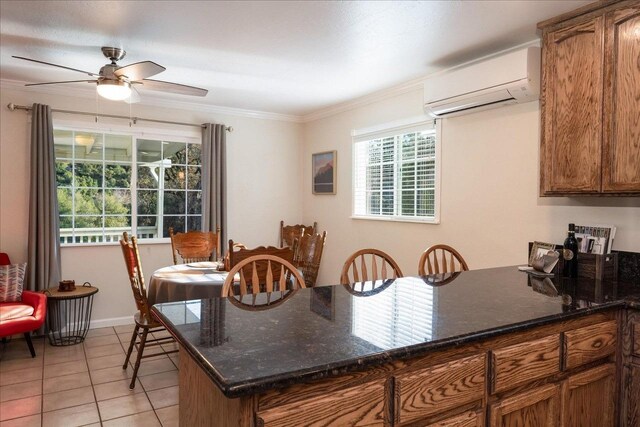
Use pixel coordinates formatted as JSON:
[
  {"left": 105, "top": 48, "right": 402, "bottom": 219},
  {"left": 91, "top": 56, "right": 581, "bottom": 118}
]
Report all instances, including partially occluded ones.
[{"left": 0, "top": 253, "right": 47, "bottom": 357}]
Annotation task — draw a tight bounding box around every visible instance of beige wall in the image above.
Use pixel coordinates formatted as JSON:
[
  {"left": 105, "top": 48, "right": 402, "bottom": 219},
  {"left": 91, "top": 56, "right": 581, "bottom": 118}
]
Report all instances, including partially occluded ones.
[
  {"left": 2, "top": 83, "right": 638, "bottom": 325},
  {"left": 0, "top": 86, "right": 303, "bottom": 325},
  {"left": 302, "top": 88, "right": 640, "bottom": 286}
]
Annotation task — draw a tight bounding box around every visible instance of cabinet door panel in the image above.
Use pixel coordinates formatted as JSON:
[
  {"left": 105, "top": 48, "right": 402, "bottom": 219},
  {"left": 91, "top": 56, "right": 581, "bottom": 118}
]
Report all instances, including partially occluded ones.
[
  {"left": 542, "top": 18, "right": 604, "bottom": 193},
  {"left": 562, "top": 364, "right": 616, "bottom": 427},
  {"left": 489, "top": 383, "right": 560, "bottom": 427},
  {"left": 602, "top": 6, "right": 640, "bottom": 192}
]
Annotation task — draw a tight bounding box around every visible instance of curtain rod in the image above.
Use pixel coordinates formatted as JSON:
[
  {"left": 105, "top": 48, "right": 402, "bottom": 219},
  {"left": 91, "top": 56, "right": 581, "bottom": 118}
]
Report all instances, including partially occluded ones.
[{"left": 6, "top": 103, "right": 233, "bottom": 132}]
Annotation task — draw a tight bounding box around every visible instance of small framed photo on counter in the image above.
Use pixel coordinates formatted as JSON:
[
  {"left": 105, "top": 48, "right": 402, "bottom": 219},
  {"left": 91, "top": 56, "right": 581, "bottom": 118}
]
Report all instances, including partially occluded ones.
[
  {"left": 312, "top": 150, "right": 336, "bottom": 195},
  {"left": 529, "top": 241, "right": 556, "bottom": 266}
]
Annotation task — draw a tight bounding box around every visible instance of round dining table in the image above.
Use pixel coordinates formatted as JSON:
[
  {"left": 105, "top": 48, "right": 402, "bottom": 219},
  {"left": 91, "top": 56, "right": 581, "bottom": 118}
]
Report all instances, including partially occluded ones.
[{"left": 148, "top": 263, "right": 235, "bottom": 306}]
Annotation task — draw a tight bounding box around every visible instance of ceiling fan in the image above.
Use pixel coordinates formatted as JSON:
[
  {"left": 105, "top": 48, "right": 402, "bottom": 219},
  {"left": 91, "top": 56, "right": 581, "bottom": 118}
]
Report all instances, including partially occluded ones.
[{"left": 13, "top": 47, "right": 208, "bottom": 102}]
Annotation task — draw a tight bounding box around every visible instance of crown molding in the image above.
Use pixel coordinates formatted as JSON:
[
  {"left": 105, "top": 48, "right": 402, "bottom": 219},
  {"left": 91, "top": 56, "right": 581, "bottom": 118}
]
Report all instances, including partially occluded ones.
[
  {"left": 0, "top": 79, "right": 304, "bottom": 123},
  {"left": 301, "top": 38, "right": 541, "bottom": 123},
  {"left": 301, "top": 77, "right": 425, "bottom": 123},
  {"left": 4, "top": 39, "right": 541, "bottom": 126}
]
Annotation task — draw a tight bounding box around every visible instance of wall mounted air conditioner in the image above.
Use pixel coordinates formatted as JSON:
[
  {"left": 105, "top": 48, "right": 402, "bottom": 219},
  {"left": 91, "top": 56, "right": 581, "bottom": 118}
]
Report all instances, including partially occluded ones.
[{"left": 424, "top": 46, "right": 540, "bottom": 118}]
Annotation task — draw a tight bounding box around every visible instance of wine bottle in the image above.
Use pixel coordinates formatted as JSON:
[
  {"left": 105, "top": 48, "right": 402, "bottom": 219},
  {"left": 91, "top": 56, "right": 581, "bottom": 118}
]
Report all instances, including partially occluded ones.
[{"left": 563, "top": 223, "right": 578, "bottom": 278}]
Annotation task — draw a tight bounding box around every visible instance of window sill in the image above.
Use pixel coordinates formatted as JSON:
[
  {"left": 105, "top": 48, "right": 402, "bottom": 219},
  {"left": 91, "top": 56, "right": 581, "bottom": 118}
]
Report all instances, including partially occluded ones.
[{"left": 350, "top": 215, "right": 440, "bottom": 224}]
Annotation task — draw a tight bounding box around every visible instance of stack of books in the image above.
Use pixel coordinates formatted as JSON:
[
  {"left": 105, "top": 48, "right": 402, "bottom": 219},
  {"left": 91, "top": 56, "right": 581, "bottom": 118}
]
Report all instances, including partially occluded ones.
[{"left": 574, "top": 224, "right": 616, "bottom": 255}]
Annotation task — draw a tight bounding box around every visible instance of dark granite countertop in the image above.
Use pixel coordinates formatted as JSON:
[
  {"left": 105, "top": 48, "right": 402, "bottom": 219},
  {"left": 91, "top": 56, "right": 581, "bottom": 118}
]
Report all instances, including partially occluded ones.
[{"left": 151, "top": 266, "right": 640, "bottom": 398}]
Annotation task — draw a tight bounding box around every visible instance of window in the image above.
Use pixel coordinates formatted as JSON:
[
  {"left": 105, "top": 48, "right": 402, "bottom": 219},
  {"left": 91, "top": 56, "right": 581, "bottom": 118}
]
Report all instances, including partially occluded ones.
[
  {"left": 353, "top": 119, "right": 440, "bottom": 222},
  {"left": 54, "top": 128, "right": 202, "bottom": 244}
]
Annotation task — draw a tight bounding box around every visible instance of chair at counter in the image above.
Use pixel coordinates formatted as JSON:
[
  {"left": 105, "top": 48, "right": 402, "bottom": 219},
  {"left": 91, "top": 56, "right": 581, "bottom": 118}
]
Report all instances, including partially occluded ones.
[
  {"left": 292, "top": 231, "right": 327, "bottom": 288},
  {"left": 169, "top": 227, "right": 220, "bottom": 265},
  {"left": 279, "top": 220, "right": 317, "bottom": 248},
  {"left": 340, "top": 248, "right": 403, "bottom": 294},
  {"left": 419, "top": 244, "right": 468, "bottom": 275},
  {"left": 222, "top": 254, "right": 305, "bottom": 310},
  {"left": 119, "top": 232, "right": 178, "bottom": 389}
]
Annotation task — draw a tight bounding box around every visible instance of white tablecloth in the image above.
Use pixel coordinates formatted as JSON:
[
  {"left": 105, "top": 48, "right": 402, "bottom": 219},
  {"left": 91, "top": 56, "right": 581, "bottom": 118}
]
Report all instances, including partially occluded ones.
[{"left": 148, "top": 264, "right": 231, "bottom": 306}]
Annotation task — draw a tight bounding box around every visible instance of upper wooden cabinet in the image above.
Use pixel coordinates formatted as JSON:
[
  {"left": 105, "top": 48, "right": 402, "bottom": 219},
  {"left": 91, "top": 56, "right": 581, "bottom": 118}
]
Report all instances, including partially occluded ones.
[{"left": 539, "top": 1, "right": 640, "bottom": 196}]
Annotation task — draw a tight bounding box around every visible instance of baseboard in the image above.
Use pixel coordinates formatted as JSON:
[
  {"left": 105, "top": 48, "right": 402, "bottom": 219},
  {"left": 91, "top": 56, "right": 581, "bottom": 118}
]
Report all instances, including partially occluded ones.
[{"left": 89, "top": 316, "right": 133, "bottom": 329}]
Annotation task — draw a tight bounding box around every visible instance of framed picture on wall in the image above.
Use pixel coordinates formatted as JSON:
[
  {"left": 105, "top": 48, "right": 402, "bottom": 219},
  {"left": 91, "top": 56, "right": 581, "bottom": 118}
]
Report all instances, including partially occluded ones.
[{"left": 312, "top": 150, "right": 336, "bottom": 195}]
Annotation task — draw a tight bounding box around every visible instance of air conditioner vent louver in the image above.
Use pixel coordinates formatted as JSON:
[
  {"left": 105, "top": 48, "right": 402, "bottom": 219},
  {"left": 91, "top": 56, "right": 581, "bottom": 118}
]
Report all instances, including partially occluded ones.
[{"left": 424, "top": 47, "right": 540, "bottom": 118}]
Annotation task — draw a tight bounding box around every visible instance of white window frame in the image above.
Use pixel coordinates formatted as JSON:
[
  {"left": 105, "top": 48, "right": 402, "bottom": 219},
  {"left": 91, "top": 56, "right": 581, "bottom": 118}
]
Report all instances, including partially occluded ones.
[
  {"left": 351, "top": 116, "right": 441, "bottom": 224},
  {"left": 53, "top": 118, "right": 201, "bottom": 247}
]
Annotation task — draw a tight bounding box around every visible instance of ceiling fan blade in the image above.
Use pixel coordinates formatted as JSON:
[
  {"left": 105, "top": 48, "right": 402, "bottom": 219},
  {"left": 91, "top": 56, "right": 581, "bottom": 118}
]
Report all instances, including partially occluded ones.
[
  {"left": 25, "top": 80, "right": 97, "bottom": 87},
  {"left": 137, "top": 79, "right": 208, "bottom": 97},
  {"left": 125, "top": 86, "right": 141, "bottom": 104},
  {"left": 12, "top": 56, "right": 98, "bottom": 77},
  {"left": 115, "top": 61, "right": 165, "bottom": 81}
]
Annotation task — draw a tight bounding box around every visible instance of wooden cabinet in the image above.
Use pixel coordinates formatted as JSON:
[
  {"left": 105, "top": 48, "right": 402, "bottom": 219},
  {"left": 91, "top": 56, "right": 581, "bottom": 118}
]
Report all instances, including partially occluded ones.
[
  {"left": 561, "top": 364, "right": 616, "bottom": 427},
  {"left": 489, "top": 383, "right": 561, "bottom": 427},
  {"left": 182, "top": 312, "right": 622, "bottom": 427},
  {"left": 539, "top": 1, "right": 640, "bottom": 195}
]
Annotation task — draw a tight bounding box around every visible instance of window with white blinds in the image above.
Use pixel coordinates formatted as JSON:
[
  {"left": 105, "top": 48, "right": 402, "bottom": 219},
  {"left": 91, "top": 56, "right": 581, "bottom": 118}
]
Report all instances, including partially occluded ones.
[
  {"left": 352, "top": 119, "right": 440, "bottom": 223},
  {"left": 352, "top": 278, "right": 434, "bottom": 348}
]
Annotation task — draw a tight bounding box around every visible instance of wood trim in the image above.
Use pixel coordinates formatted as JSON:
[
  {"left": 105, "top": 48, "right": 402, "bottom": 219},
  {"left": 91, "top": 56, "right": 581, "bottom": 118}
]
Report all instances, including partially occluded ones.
[{"left": 423, "top": 410, "right": 484, "bottom": 427}]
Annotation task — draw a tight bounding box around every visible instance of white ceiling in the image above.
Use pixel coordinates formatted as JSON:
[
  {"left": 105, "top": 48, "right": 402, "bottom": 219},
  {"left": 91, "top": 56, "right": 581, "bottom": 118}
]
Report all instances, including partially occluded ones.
[{"left": 0, "top": 0, "right": 590, "bottom": 118}]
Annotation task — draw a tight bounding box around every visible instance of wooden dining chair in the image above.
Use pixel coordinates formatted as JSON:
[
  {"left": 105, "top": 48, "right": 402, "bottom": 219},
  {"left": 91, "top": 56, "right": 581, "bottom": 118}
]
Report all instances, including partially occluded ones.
[
  {"left": 340, "top": 249, "right": 403, "bottom": 290},
  {"left": 279, "top": 220, "right": 318, "bottom": 248},
  {"left": 223, "top": 242, "right": 247, "bottom": 271},
  {"left": 228, "top": 240, "right": 294, "bottom": 270},
  {"left": 169, "top": 227, "right": 220, "bottom": 265},
  {"left": 119, "top": 232, "right": 178, "bottom": 389},
  {"left": 418, "top": 244, "right": 469, "bottom": 275},
  {"left": 292, "top": 231, "right": 327, "bottom": 287},
  {"left": 222, "top": 254, "right": 305, "bottom": 310}
]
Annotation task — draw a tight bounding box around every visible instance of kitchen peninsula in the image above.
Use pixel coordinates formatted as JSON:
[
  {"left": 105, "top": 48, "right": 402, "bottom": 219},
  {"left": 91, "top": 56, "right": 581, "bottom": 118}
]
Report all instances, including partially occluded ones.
[{"left": 152, "top": 267, "right": 640, "bottom": 426}]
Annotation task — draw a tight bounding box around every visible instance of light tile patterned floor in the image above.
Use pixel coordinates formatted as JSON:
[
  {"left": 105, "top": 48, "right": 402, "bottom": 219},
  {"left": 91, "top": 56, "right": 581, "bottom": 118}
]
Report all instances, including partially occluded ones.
[{"left": 0, "top": 325, "right": 179, "bottom": 427}]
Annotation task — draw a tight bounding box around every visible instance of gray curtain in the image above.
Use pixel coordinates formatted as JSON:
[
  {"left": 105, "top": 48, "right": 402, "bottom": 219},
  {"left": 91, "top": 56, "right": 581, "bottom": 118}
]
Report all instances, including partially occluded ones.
[
  {"left": 201, "top": 123, "right": 227, "bottom": 256},
  {"left": 27, "top": 103, "right": 61, "bottom": 291}
]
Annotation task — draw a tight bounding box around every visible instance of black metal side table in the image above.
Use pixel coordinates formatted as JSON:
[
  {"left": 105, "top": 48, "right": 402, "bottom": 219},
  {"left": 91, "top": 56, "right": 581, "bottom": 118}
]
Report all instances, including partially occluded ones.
[{"left": 44, "top": 283, "right": 98, "bottom": 346}]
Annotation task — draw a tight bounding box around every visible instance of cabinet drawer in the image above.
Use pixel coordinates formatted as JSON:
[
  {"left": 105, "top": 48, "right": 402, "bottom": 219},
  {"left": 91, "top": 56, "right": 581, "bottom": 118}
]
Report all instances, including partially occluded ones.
[
  {"left": 424, "top": 410, "right": 484, "bottom": 427},
  {"left": 563, "top": 320, "right": 617, "bottom": 370},
  {"left": 395, "top": 354, "right": 485, "bottom": 425},
  {"left": 491, "top": 334, "right": 560, "bottom": 393},
  {"left": 255, "top": 378, "right": 387, "bottom": 427}
]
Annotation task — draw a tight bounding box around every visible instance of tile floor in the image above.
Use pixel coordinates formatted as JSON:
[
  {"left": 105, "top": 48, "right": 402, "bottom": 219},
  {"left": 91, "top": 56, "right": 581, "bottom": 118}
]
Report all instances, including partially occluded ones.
[{"left": 0, "top": 325, "right": 179, "bottom": 427}]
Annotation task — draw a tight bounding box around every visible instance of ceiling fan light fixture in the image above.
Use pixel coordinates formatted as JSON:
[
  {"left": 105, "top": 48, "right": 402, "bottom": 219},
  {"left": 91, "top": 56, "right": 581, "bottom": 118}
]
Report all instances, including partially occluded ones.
[{"left": 97, "top": 79, "right": 131, "bottom": 101}]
